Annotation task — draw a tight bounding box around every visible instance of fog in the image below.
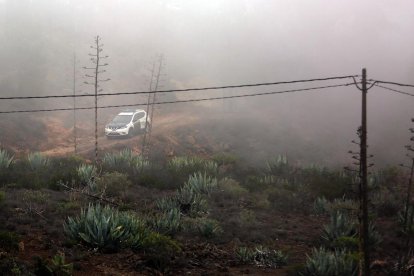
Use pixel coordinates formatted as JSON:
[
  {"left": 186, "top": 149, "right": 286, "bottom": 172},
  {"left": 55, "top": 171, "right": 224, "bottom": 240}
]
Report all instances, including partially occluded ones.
[{"left": 0, "top": 0, "right": 413, "bottom": 167}]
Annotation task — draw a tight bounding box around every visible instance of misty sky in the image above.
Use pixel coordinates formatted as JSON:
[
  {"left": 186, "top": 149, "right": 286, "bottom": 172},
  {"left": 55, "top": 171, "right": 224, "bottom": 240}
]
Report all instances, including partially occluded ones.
[{"left": 0, "top": 0, "right": 413, "bottom": 166}]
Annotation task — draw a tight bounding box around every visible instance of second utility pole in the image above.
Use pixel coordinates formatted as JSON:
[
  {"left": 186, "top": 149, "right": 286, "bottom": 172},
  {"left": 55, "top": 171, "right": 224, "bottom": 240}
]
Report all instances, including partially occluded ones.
[{"left": 359, "top": 68, "right": 370, "bottom": 276}]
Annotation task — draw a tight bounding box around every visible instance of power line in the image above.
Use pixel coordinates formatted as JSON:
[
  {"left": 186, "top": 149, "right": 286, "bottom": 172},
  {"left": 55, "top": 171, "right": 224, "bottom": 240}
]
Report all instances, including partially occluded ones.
[
  {"left": 370, "top": 79, "right": 414, "bottom": 89},
  {"left": 0, "top": 82, "right": 353, "bottom": 114},
  {"left": 374, "top": 84, "right": 414, "bottom": 97},
  {"left": 0, "top": 75, "right": 358, "bottom": 100}
]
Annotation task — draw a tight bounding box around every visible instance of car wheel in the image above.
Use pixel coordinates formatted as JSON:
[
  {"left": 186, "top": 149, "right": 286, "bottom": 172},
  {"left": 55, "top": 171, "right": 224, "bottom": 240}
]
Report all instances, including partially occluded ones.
[{"left": 126, "top": 128, "right": 132, "bottom": 138}]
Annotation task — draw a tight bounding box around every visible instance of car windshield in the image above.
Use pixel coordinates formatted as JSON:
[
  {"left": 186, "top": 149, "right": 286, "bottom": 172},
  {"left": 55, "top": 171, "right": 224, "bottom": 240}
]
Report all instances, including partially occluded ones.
[{"left": 111, "top": 114, "right": 132, "bottom": 124}]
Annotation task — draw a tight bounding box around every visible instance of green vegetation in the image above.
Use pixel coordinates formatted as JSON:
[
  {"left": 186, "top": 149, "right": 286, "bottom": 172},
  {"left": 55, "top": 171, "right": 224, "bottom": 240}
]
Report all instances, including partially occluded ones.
[
  {"left": 235, "top": 246, "right": 288, "bottom": 268},
  {"left": 167, "top": 156, "right": 218, "bottom": 185},
  {"left": 302, "top": 247, "right": 357, "bottom": 276},
  {"left": 0, "top": 231, "right": 20, "bottom": 252},
  {"left": 103, "top": 148, "right": 149, "bottom": 175},
  {"left": 0, "top": 149, "right": 13, "bottom": 170},
  {"left": 77, "top": 164, "right": 97, "bottom": 185},
  {"left": 63, "top": 203, "right": 148, "bottom": 252},
  {"left": 27, "top": 152, "right": 49, "bottom": 170},
  {"left": 33, "top": 253, "right": 73, "bottom": 276}
]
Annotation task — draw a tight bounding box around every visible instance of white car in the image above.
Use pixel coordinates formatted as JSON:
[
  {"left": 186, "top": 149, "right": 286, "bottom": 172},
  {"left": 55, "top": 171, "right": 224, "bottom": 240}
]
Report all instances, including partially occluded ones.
[{"left": 105, "top": 109, "right": 150, "bottom": 138}]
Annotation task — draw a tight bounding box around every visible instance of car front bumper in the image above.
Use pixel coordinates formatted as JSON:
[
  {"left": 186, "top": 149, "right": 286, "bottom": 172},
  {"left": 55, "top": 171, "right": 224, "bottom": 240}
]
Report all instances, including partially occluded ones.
[{"left": 105, "top": 128, "right": 129, "bottom": 136}]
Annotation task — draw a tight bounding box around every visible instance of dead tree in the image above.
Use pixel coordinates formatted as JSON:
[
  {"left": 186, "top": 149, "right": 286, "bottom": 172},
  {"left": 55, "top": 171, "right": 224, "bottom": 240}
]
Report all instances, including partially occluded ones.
[{"left": 83, "top": 36, "right": 110, "bottom": 164}]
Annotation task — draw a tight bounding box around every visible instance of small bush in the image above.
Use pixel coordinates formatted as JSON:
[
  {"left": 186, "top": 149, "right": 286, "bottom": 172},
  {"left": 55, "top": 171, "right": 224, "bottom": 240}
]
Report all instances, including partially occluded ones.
[
  {"left": 142, "top": 232, "right": 181, "bottom": 271},
  {"left": 212, "top": 152, "right": 238, "bottom": 166},
  {"left": 0, "top": 231, "right": 20, "bottom": 252},
  {"left": 0, "top": 191, "right": 5, "bottom": 205},
  {"left": 96, "top": 172, "right": 131, "bottom": 198},
  {"left": 218, "top": 178, "right": 248, "bottom": 199}
]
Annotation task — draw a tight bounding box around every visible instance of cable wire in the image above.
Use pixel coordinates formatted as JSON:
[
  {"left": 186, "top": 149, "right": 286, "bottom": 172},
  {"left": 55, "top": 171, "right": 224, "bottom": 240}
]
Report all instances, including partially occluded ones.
[
  {"left": 0, "top": 83, "right": 353, "bottom": 114},
  {"left": 370, "top": 79, "right": 414, "bottom": 89},
  {"left": 374, "top": 84, "right": 414, "bottom": 97},
  {"left": 0, "top": 75, "right": 358, "bottom": 100}
]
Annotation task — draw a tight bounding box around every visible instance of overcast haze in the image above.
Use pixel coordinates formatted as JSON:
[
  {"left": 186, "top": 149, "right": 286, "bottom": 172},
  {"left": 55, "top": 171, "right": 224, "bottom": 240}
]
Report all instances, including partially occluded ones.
[{"left": 0, "top": 0, "right": 413, "bottom": 166}]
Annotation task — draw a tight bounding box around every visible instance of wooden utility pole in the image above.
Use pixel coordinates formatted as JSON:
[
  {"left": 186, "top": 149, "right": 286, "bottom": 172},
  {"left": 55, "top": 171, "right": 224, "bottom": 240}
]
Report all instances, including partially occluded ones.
[
  {"left": 73, "top": 52, "right": 78, "bottom": 155},
  {"left": 84, "top": 36, "right": 110, "bottom": 164},
  {"left": 141, "top": 60, "right": 156, "bottom": 158},
  {"left": 359, "top": 68, "right": 370, "bottom": 276},
  {"left": 141, "top": 55, "right": 164, "bottom": 159},
  {"left": 402, "top": 121, "right": 414, "bottom": 234}
]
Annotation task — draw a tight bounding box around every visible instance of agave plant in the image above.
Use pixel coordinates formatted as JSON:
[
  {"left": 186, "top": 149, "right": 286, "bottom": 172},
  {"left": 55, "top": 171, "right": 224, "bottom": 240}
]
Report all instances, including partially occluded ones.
[
  {"left": 266, "top": 155, "right": 291, "bottom": 176},
  {"left": 195, "top": 218, "right": 223, "bottom": 239},
  {"left": 0, "top": 149, "right": 13, "bottom": 170},
  {"left": 253, "top": 246, "right": 288, "bottom": 268},
  {"left": 235, "top": 246, "right": 288, "bottom": 268},
  {"left": 156, "top": 196, "right": 179, "bottom": 212},
  {"left": 302, "top": 247, "right": 357, "bottom": 276},
  {"left": 185, "top": 172, "right": 218, "bottom": 196},
  {"left": 167, "top": 156, "right": 218, "bottom": 178},
  {"left": 176, "top": 185, "right": 207, "bottom": 216},
  {"left": 49, "top": 253, "right": 73, "bottom": 276},
  {"left": 148, "top": 208, "right": 182, "bottom": 236},
  {"left": 77, "top": 164, "right": 97, "bottom": 185},
  {"left": 314, "top": 197, "right": 330, "bottom": 215},
  {"left": 236, "top": 247, "right": 255, "bottom": 264},
  {"left": 27, "top": 152, "right": 49, "bottom": 170},
  {"left": 64, "top": 203, "right": 148, "bottom": 251},
  {"left": 103, "top": 148, "right": 149, "bottom": 173},
  {"left": 321, "top": 211, "right": 357, "bottom": 245}
]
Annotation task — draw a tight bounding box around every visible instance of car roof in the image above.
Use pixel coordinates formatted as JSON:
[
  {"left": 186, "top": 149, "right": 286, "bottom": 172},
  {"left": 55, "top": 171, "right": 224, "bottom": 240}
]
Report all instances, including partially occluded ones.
[{"left": 118, "top": 109, "right": 146, "bottom": 115}]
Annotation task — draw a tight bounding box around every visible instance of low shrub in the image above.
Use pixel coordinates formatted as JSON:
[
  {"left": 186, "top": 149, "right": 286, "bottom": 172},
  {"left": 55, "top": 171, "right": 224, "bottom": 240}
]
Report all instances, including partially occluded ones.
[
  {"left": 0, "top": 191, "right": 5, "bottom": 205},
  {"left": 217, "top": 178, "right": 248, "bottom": 199},
  {"left": 96, "top": 172, "right": 131, "bottom": 198},
  {"left": 47, "top": 155, "right": 84, "bottom": 190},
  {"left": 0, "top": 231, "right": 20, "bottom": 252},
  {"left": 142, "top": 232, "right": 181, "bottom": 271},
  {"left": 212, "top": 152, "right": 238, "bottom": 166}
]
